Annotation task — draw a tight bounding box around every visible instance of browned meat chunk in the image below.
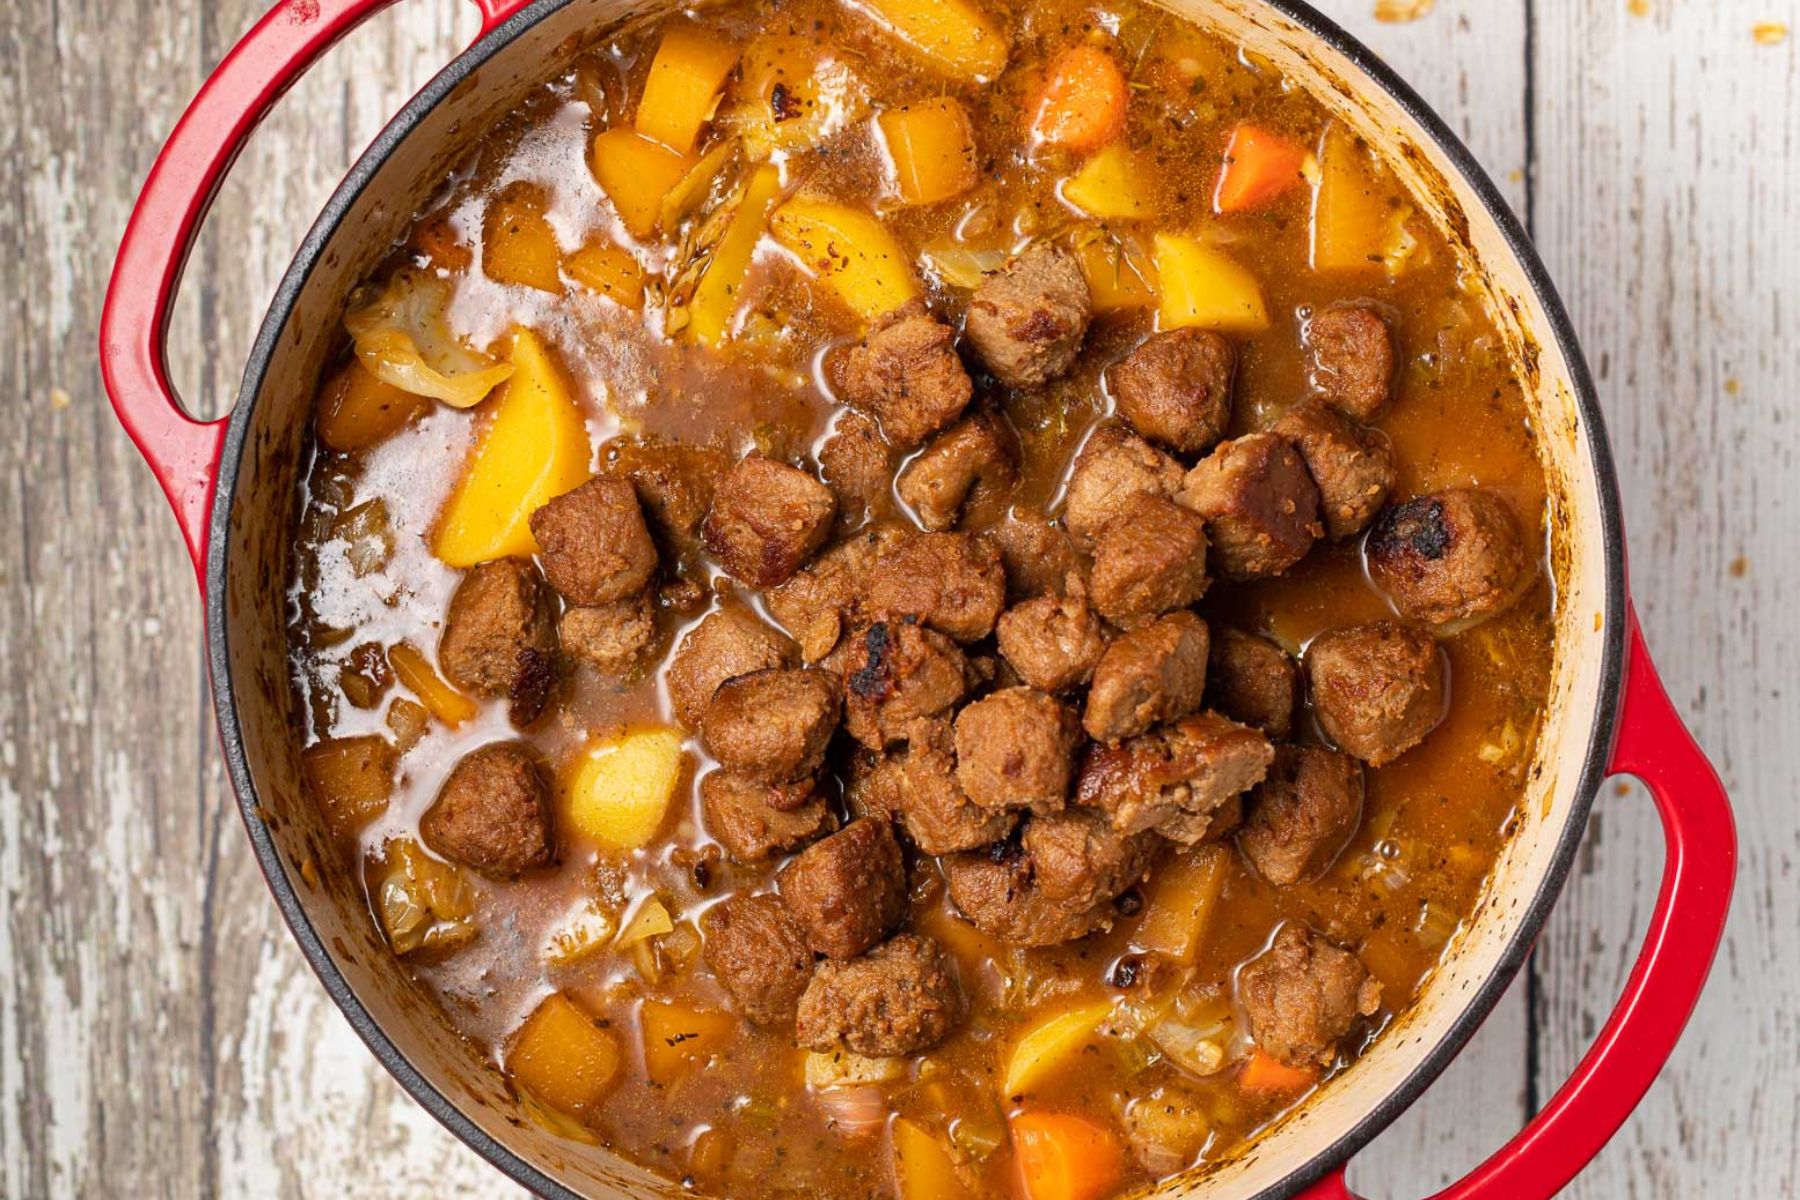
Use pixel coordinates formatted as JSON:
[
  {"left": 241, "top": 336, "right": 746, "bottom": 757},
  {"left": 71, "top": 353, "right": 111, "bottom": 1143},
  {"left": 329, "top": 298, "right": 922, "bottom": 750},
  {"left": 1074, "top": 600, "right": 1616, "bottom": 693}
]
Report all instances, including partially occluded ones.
[
  {"left": 700, "top": 668, "right": 841, "bottom": 783},
  {"left": 1179, "top": 432, "right": 1322, "bottom": 581},
  {"left": 528, "top": 476, "right": 659, "bottom": 605},
  {"left": 1305, "top": 305, "right": 1394, "bottom": 421},
  {"left": 896, "top": 410, "right": 1019, "bottom": 532},
  {"left": 953, "top": 688, "right": 1083, "bottom": 812},
  {"left": 1021, "top": 809, "right": 1159, "bottom": 910},
  {"left": 1076, "top": 711, "right": 1271, "bottom": 842},
  {"left": 1109, "top": 328, "right": 1236, "bottom": 455},
  {"left": 1088, "top": 496, "right": 1210, "bottom": 627},
  {"left": 1239, "top": 747, "right": 1365, "bottom": 885},
  {"left": 701, "top": 894, "right": 816, "bottom": 1027},
  {"left": 1206, "top": 628, "right": 1298, "bottom": 740},
  {"left": 835, "top": 300, "right": 973, "bottom": 449},
  {"left": 560, "top": 594, "right": 655, "bottom": 676},
  {"left": 1084, "top": 611, "right": 1211, "bottom": 743},
  {"left": 867, "top": 531, "right": 1006, "bottom": 643},
  {"left": 817, "top": 409, "right": 895, "bottom": 528},
  {"left": 778, "top": 818, "right": 908, "bottom": 959},
  {"left": 965, "top": 243, "right": 1092, "bottom": 389},
  {"left": 765, "top": 525, "right": 903, "bottom": 663},
  {"left": 847, "top": 721, "right": 1016, "bottom": 854},
  {"left": 1305, "top": 621, "right": 1447, "bottom": 766},
  {"left": 701, "top": 771, "right": 837, "bottom": 863},
  {"left": 665, "top": 603, "right": 795, "bottom": 730},
  {"left": 1272, "top": 400, "right": 1395, "bottom": 540},
  {"left": 1239, "top": 924, "right": 1382, "bottom": 1067},
  {"left": 438, "top": 558, "right": 558, "bottom": 725},
  {"left": 795, "top": 934, "right": 966, "bottom": 1056},
  {"left": 982, "top": 506, "right": 1084, "bottom": 601},
  {"left": 420, "top": 743, "right": 555, "bottom": 877},
  {"left": 1062, "top": 425, "right": 1184, "bottom": 551},
  {"left": 606, "top": 438, "right": 729, "bottom": 562},
  {"left": 1366, "top": 489, "right": 1534, "bottom": 626},
  {"left": 701, "top": 455, "right": 837, "bottom": 587},
  {"left": 995, "top": 581, "right": 1109, "bottom": 692},
  {"left": 941, "top": 820, "right": 1154, "bottom": 946},
  {"left": 840, "top": 620, "right": 974, "bottom": 748}
]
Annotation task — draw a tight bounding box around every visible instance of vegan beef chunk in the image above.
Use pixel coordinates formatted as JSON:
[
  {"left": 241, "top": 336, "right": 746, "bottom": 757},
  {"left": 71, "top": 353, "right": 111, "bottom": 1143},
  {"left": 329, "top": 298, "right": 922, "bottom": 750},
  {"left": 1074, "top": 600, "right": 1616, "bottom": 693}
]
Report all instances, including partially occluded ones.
[
  {"left": 942, "top": 818, "right": 1155, "bottom": 946},
  {"left": 528, "top": 476, "right": 659, "bottom": 605},
  {"left": 701, "top": 894, "right": 817, "bottom": 1028},
  {"left": 1305, "top": 304, "right": 1395, "bottom": 421},
  {"left": 983, "top": 506, "right": 1084, "bottom": 601},
  {"left": 866, "top": 531, "right": 1007, "bottom": 643},
  {"left": 895, "top": 409, "right": 1019, "bottom": 532},
  {"left": 965, "top": 242, "right": 1092, "bottom": 388},
  {"left": 778, "top": 817, "right": 908, "bottom": 959},
  {"left": 700, "top": 667, "right": 841, "bottom": 783},
  {"left": 701, "top": 771, "right": 838, "bottom": 863},
  {"left": 1062, "top": 425, "right": 1185, "bottom": 551},
  {"left": 1088, "top": 495, "right": 1210, "bottom": 627},
  {"left": 1306, "top": 620, "right": 1447, "bottom": 766},
  {"left": 817, "top": 409, "right": 895, "bottom": 529},
  {"left": 701, "top": 454, "right": 837, "bottom": 587},
  {"left": 560, "top": 594, "right": 656, "bottom": 676},
  {"left": 834, "top": 300, "right": 973, "bottom": 449},
  {"left": 1179, "top": 432, "right": 1323, "bottom": 581},
  {"left": 1239, "top": 747, "right": 1365, "bottom": 885},
  {"left": 1109, "top": 328, "right": 1236, "bottom": 455},
  {"left": 420, "top": 743, "right": 555, "bottom": 877},
  {"left": 1206, "top": 627, "right": 1299, "bottom": 740},
  {"left": 847, "top": 721, "right": 1017, "bottom": 853},
  {"left": 765, "top": 525, "right": 906, "bottom": 664},
  {"left": 995, "top": 582, "right": 1110, "bottom": 692},
  {"left": 610, "top": 439, "right": 726, "bottom": 563},
  {"left": 953, "top": 687, "right": 1084, "bottom": 812},
  {"left": 438, "top": 558, "right": 558, "bottom": 724},
  {"left": 1021, "top": 809, "right": 1160, "bottom": 911},
  {"left": 795, "top": 934, "right": 966, "bottom": 1056},
  {"left": 1272, "top": 400, "right": 1396, "bottom": 540},
  {"left": 1367, "top": 489, "right": 1534, "bottom": 626},
  {"left": 1084, "top": 611, "right": 1212, "bottom": 743},
  {"left": 1076, "top": 710, "right": 1273, "bottom": 843},
  {"left": 840, "top": 620, "right": 974, "bottom": 748},
  {"left": 665, "top": 604, "right": 795, "bottom": 730},
  {"left": 1239, "top": 924, "right": 1382, "bottom": 1068}
]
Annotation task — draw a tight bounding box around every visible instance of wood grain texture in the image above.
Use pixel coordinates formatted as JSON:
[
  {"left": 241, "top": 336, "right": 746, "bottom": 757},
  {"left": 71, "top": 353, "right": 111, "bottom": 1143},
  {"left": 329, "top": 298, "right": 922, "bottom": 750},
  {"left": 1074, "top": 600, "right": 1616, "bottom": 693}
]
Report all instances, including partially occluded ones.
[{"left": 0, "top": 0, "right": 1790, "bottom": 1197}]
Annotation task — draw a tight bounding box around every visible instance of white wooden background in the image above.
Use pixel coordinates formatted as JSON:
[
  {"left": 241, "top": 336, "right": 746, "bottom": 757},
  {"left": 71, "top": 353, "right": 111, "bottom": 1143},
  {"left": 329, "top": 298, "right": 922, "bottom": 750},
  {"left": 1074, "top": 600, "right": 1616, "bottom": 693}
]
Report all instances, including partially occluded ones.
[{"left": 1, "top": 0, "right": 1793, "bottom": 1196}]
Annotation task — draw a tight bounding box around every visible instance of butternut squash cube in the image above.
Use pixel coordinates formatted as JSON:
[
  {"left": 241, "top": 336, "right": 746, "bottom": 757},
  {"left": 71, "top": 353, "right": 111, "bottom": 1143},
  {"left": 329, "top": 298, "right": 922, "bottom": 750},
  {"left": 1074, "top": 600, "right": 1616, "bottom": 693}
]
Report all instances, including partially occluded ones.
[
  {"left": 1061, "top": 144, "right": 1158, "bottom": 221},
  {"left": 315, "top": 358, "right": 429, "bottom": 453},
  {"left": 892, "top": 1118, "right": 977, "bottom": 1200},
  {"left": 591, "top": 129, "right": 695, "bottom": 239},
  {"left": 635, "top": 24, "right": 741, "bottom": 155},
  {"left": 640, "top": 1000, "right": 736, "bottom": 1084},
  {"left": 1002, "top": 998, "right": 1117, "bottom": 1099},
  {"left": 770, "top": 196, "right": 921, "bottom": 322},
  {"left": 1075, "top": 236, "right": 1156, "bottom": 313},
  {"left": 506, "top": 993, "right": 622, "bottom": 1117},
  {"left": 1310, "top": 123, "right": 1390, "bottom": 273},
  {"left": 565, "top": 241, "right": 644, "bottom": 310},
  {"left": 1131, "top": 843, "right": 1230, "bottom": 964},
  {"left": 563, "top": 726, "right": 687, "bottom": 850},
  {"left": 482, "top": 182, "right": 564, "bottom": 293},
  {"left": 431, "top": 328, "right": 591, "bottom": 567},
  {"left": 688, "top": 164, "right": 785, "bottom": 346},
  {"left": 1153, "top": 233, "right": 1269, "bottom": 334},
  {"left": 302, "top": 735, "right": 397, "bottom": 837},
  {"left": 878, "top": 98, "right": 979, "bottom": 206},
  {"left": 855, "top": 0, "right": 1009, "bottom": 82}
]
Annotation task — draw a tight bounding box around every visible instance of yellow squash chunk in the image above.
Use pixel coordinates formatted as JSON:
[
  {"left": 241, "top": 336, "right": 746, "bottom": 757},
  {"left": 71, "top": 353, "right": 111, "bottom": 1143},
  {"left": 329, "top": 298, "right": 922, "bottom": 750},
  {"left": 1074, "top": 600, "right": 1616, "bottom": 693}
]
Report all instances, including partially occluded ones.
[
  {"left": 565, "top": 241, "right": 645, "bottom": 310},
  {"left": 1131, "top": 844, "right": 1231, "bottom": 964},
  {"left": 563, "top": 727, "right": 687, "bottom": 850},
  {"left": 482, "top": 182, "right": 564, "bottom": 293},
  {"left": 432, "top": 329, "right": 591, "bottom": 567},
  {"left": 1061, "top": 144, "right": 1157, "bottom": 221},
  {"left": 315, "top": 359, "right": 429, "bottom": 453},
  {"left": 853, "top": 0, "right": 1009, "bottom": 82},
  {"left": 592, "top": 128, "right": 695, "bottom": 239},
  {"left": 1003, "top": 998, "right": 1117, "bottom": 1099},
  {"left": 892, "top": 1117, "right": 977, "bottom": 1200},
  {"left": 641, "top": 1000, "right": 736, "bottom": 1085},
  {"left": 688, "top": 164, "right": 785, "bottom": 346},
  {"left": 722, "top": 36, "right": 873, "bottom": 161},
  {"left": 635, "top": 24, "right": 741, "bottom": 155},
  {"left": 302, "top": 735, "right": 397, "bottom": 837},
  {"left": 1153, "top": 232, "right": 1269, "bottom": 334},
  {"left": 1310, "top": 122, "right": 1390, "bottom": 273},
  {"left": 878, "top": 98, "right": 979, "bottom": 206},
  {"left": 1075, "top": 236, "right": 1155, "bottom": 312},
  {"left": 507, "top": 993, "right": 622, "bottom": 1117},
  {"left": 771, "top": 196, "right": 921, "bottom": 322},
  {"left": 388, "top": 642, "right": 477, "bottom": 728}
]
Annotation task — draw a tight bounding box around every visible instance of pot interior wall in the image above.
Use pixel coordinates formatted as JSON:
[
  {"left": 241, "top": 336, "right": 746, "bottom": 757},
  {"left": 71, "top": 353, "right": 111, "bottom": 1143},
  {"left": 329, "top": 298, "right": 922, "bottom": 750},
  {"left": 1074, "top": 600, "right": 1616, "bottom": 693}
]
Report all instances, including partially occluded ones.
[{"left": 214, "top": 1, "right": 1619, "bottom": 1197}]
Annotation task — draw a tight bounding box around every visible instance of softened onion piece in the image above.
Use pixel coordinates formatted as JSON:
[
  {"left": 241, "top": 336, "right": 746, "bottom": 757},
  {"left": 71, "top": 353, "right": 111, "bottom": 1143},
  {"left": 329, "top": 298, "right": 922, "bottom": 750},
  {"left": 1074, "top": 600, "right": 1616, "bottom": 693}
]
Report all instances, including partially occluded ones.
[
  {"left": 343, "top": 268, "right": 514, "bottom": 408},
  {"left": 814, "top": 1083, "right": 888, "bottom": 1137}
]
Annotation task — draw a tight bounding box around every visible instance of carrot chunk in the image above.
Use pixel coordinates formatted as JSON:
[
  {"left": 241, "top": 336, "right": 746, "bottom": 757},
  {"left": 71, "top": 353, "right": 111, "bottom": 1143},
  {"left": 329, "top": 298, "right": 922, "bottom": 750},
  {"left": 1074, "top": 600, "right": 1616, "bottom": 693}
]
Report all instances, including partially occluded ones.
[
  {"left": 1213, "top": 122, "right": 1310, "bottom": 213},
  {"left": 1010, "top": 1111, "right": 1125, "bottom": 1200},
  {"left": 1238, "top": 1049, "right": 1319, "bottom": 1095},
  {"left": 1029, "top": 46, "right": 1129, "bottom": 153}
]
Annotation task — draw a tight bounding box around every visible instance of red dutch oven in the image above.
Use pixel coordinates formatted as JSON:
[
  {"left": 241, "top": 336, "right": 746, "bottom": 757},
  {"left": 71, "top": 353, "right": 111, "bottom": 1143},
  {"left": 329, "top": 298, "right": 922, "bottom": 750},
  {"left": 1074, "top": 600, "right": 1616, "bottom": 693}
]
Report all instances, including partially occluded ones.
[{"left": 100, "top": 1, "right": 1736, "bottom": 1197}]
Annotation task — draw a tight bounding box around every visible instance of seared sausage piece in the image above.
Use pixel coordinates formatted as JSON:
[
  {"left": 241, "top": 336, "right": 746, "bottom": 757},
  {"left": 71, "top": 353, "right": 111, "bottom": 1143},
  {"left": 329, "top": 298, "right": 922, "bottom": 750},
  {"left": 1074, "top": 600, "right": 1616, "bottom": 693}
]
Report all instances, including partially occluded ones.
[
  {"left": 896, "top": 409, "right": 1019, "bottom": 532},
  {"left": 420, "top": 743, "right": 555, "bottom": 877},
  {"left": 1305, "top": 620, "right": 1446, "bottom": 766},
  {"left": 965, "top": 243, "right": 1092, "bottom": 388},
  {"left": 846, "top": 720, "right": 1016, "bottom": 854},
  {"left": 1271, "top": 400, "right": 1395, "bottom": 540},
  {"left": 1239, "top": 924, "right": 1382, "bottom": 1067},
  {"left": 1238, "top": 747, "right": 1365, "bottom": 885},
  {"left": 1062, "top": 425, "right": 1185, "bottom": 552},
  {"left": 1179, "top": 432, "right": 1322, "bottom": 581},
  {"left": 840, "top": 620, "right": 975, "bottom": 749},
  {"left": 1075, "top": 710, "right": 1273, "bottom": 843},
  {"left": 1088, "top": 495, "right": 1210, "bottom": 627},
  {"left": 778, "top": 818, "right": 908, "bottom": 959},
  {"left": 1206, "top": 627, "right": 1299, "bottom": 740},
  {"left": 1084, "top": 611, "right": 1212, "bottom": 743},
  {"left": 700, "top": 667, "right": 841, "bottom": 783},
  {"left": 795, "top": 934, "right": 966, "bottom": 1056},
  {"left": 701, "top": 454, "right": 837, "bottom": 588},
  {"left": 835, "top": 300, "right": 973, "bottom": 449},
  {"left": 995, "top": 581, "right": 1110, "bottom": 692},
  {"left": 1305, "top": 304, "right": 1394, "bottom": 421},
  {"left": 1110, "top": 328, "right": 1236, "bottom": 455},
  {"left": 700, "top": 771, "right": 838, "bottom": 863},
  {"left": 438, "top": 558, "right": 558, "bottom": 725},
  {"left": 665, "top": 603, "right": 795, "bottom": 730},
  {"left": 560, "top": 594, "right": 656, "bottom": 676},
  {"left": 701, "top": 894, "right": 817, "bottom": 1027},
  {"left": 953, "top": 687, "right": 1084, "bottom": 812},
  {"left": 528, "top": 476, "right": 659, "bottom": 605},
  {"left": 866, "top": 531, "right": 1007, "bottom": 643},
  {"left": 1366, "top": 489, "right": 1534, "bottom": 626}
]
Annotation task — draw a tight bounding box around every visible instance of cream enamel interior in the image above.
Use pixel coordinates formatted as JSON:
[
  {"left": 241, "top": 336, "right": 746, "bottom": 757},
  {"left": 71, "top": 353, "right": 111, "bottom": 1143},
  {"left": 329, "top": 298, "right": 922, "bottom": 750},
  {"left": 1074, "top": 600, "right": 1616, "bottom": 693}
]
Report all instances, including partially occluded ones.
[{"left": 212, "top": 2, "right": 1619, "bottom": 1196}]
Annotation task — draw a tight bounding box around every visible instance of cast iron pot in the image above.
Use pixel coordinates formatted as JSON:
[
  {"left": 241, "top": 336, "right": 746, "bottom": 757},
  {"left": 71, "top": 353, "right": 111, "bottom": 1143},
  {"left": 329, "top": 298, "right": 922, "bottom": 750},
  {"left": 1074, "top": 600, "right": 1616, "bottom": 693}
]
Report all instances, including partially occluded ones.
[{"left": 100, "top": 1, "right": 1737, "bottom": 1196}]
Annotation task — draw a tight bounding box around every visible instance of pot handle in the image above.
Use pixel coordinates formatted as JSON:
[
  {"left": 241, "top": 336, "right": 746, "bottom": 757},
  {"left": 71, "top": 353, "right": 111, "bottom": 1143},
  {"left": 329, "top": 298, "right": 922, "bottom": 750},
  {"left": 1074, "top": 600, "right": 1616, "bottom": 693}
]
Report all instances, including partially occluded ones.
[
  {"left": 99, "top": 0, "right": 535, "bottom": 585},
  {"left": 1298, "top": 603, "right": 1735, "bottom": 1200}
]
